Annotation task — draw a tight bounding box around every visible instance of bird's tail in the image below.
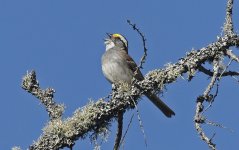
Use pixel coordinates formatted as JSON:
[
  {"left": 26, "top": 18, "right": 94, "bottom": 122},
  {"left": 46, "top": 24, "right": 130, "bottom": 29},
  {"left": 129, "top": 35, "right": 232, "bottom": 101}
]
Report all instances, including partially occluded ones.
[{"left": 145, "top": 92, "right": 175, "bottom": 118}]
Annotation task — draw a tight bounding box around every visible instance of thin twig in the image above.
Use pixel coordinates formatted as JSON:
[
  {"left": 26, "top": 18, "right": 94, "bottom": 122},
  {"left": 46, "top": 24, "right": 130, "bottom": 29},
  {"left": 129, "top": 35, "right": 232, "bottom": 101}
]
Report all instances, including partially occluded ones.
[
  {"left": 194, "top": 97, "right": 216, "bottom": 150},
  {"left": 127, "top": 20, "right": 148, "bottom": 70},
  {"left": 120, "top": 114, "right": 134, "bottom": 147},
  {"left": 219, "top": 59, "right": 233, "bottom": 80},
  {"left": 203, "top": 58, "right": 233, "bottom": 112},
  {"left": 203, "top": 60, "right": 220, "bottom": 97},
  {"left": 232, "top": 76, "right": 239, "bottom": 82},
  {"left": 194, "top": 59, "right": 220, "bottom": 150},
  {"left": 198, "top": 57, "right": 233, "bottom": 149},
  {"left": 203, "top": 83, "right": 219, "bottom": 113},
  {"left": 195, "top": 116, "right": 216, "bottom": 150},
  {"left": 130, "top": 96, "right": 147, "bottom": 147},
  {"left": 204, "top": 58, "right": 233, "bottom": 111},
  {"left": 206, "top": 119, "right": 234, "bottom": 133}
]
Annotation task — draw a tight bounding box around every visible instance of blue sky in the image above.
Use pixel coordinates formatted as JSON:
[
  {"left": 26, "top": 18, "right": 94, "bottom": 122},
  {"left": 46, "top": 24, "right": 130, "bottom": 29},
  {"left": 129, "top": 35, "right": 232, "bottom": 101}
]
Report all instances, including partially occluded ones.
[{"left": 0, "top": 0, "right": 239, "bottom": 149}]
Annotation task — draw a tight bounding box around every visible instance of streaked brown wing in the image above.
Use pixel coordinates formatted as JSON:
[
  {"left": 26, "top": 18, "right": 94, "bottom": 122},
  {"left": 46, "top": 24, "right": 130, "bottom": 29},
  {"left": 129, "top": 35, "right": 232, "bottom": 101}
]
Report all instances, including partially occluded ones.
[{"left": 119, "top": 50, "right": 144, "bottom": 81}]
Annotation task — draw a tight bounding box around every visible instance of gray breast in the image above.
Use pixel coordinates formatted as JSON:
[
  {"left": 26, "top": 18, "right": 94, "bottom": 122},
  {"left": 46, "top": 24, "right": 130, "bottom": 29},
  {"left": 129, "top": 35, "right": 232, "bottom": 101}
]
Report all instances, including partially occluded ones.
[{"left": 102, "top": 49, "right": 133, "bottom": 84}]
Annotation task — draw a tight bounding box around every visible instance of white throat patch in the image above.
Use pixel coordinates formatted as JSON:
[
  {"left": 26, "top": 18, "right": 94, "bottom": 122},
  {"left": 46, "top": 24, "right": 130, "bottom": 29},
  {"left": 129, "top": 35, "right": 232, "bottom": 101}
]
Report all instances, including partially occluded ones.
[{"left": 105, "top": 40, "right": 115, "bottom": 51}]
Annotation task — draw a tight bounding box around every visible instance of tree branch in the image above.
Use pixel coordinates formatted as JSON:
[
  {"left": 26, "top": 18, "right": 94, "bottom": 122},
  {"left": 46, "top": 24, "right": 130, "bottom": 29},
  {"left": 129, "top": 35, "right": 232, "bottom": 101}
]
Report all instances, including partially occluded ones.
[
  {"left": 224, "top": 0, "right": 233, "bottom": 35},
  {"left": 22, "top": 71, "right": 64, "bottom": 120},
  {"left": 194, "top": 60, "right": 220, "bottom": 150},
  {"left": 22, "top": 33, "right": 239, "bottom": 149},
  {"left": 21, "top": 0, "right": 239, "bottom": 149},
  {"left": 198, "top": 65, "right": 239, "bottom": 77}
]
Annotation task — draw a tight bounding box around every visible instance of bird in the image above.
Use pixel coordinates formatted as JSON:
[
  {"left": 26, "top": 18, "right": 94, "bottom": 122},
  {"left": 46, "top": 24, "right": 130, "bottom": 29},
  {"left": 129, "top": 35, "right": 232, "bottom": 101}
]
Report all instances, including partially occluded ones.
[{"left": 101, "top": 33, "right": 175, "bottom": 117}]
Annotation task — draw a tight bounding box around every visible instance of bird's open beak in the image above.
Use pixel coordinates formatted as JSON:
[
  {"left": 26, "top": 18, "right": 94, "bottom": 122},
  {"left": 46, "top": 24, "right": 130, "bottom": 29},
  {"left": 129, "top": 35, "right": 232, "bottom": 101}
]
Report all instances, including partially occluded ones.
[
  {"left": 104, "top": 33, "right": 112, "bottom": 43},
  {"left": 106, "top": 33, "right": 112, "bottom": 38}
]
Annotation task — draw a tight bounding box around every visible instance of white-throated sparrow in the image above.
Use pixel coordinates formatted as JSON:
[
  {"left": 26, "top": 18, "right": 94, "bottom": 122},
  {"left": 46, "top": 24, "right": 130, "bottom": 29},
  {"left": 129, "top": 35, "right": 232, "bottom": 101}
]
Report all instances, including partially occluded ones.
[{"left": 101, "top": 33, "right": 175, "bottom": 117}]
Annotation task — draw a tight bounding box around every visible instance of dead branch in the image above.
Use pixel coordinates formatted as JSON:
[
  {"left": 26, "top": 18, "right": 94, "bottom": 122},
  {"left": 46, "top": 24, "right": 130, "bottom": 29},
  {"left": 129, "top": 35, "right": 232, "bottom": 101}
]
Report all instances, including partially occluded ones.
[
  {"left": 22, "top": 32, "right": 239, "bottom": 149},
  {"left": 20, "top": 0, "right": 239, "bottom": 149},
  {"left": 22, "top": 71, "right": 64, "bottom": 120}
]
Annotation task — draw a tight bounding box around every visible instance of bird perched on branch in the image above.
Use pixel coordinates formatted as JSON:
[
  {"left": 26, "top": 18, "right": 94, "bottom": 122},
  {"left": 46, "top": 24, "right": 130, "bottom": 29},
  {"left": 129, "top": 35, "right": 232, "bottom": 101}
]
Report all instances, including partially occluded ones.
[{"left": 101, "top": 33, "right": 175, "bottom": 117}]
